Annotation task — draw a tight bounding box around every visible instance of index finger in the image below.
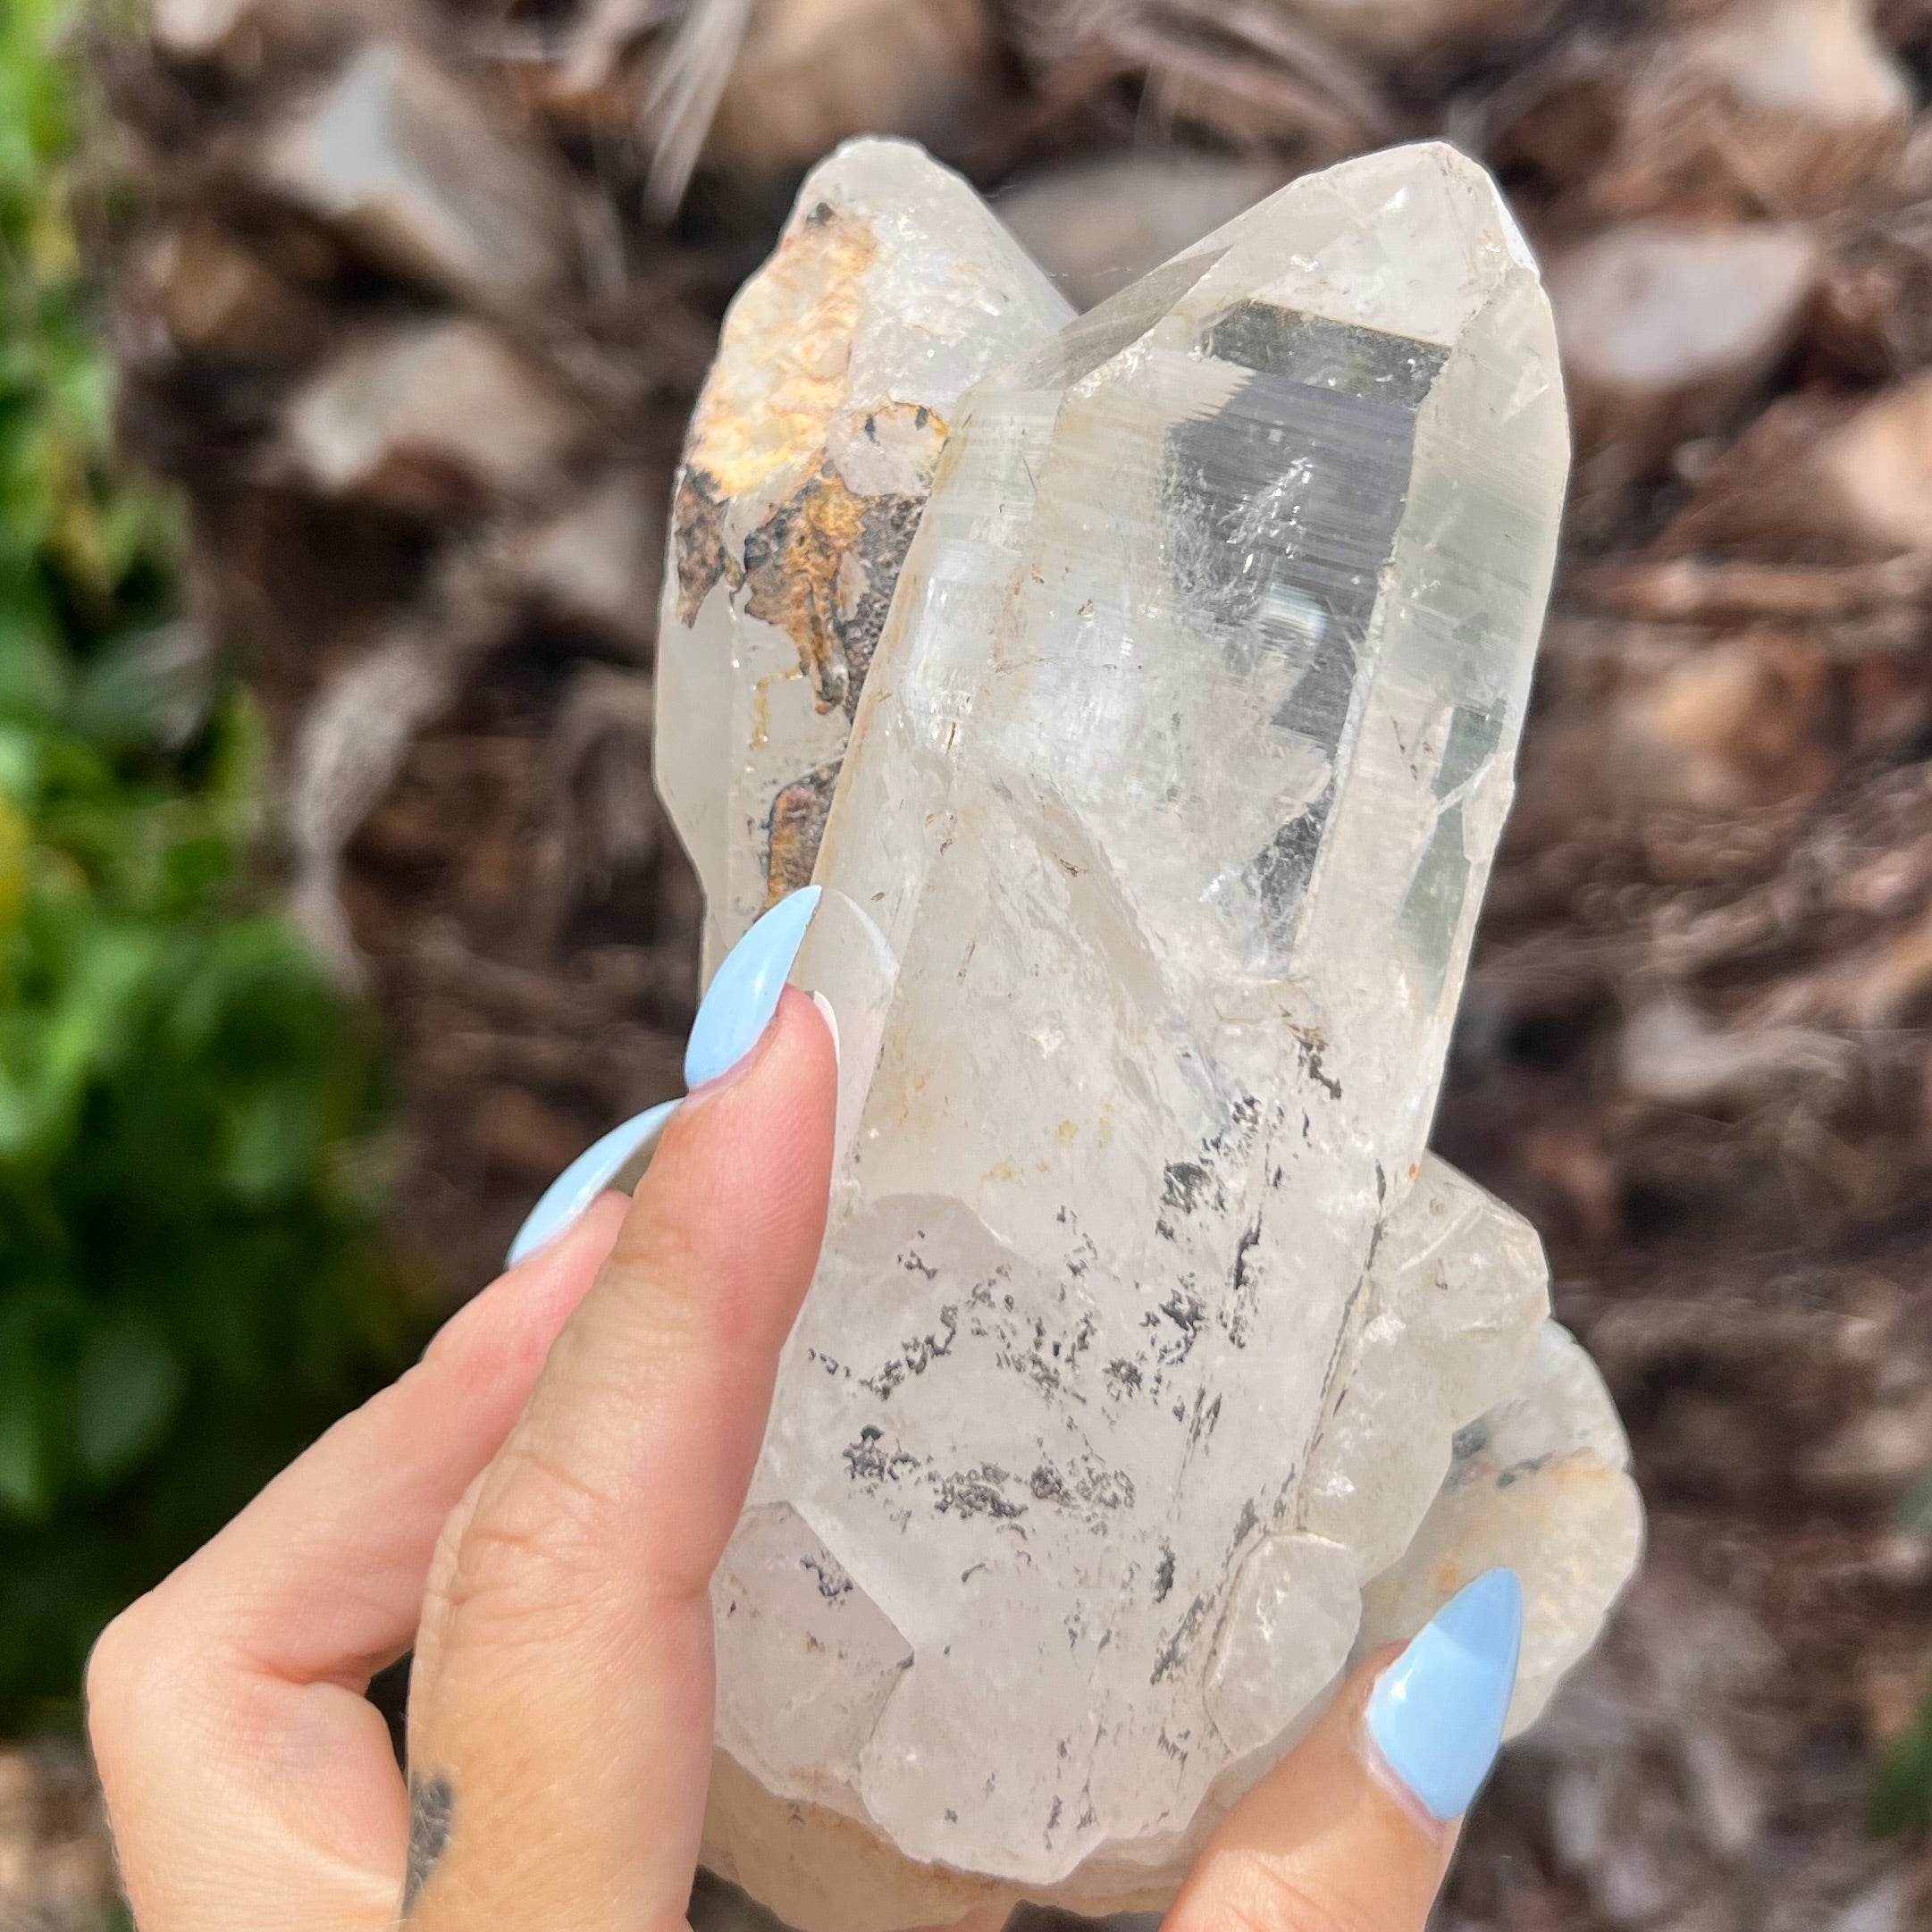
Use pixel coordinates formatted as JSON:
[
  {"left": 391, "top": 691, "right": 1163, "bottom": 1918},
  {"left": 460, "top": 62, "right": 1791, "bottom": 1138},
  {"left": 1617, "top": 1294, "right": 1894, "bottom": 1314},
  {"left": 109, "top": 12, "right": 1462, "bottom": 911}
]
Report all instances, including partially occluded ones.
[{"left": 403, "top": 987, "right": 837, "bottom": 1931}]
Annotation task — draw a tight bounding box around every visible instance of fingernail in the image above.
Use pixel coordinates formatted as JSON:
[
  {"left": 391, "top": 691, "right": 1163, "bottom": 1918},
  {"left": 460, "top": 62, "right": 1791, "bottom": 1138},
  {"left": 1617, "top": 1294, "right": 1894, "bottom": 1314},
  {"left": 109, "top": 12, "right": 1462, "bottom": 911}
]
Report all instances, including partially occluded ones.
[
  {"left": 1365, "top": 1567, "right": 1523, "bottom": 1823},
  {"left": 685, "top": 886, "right": 820, "bottom": 1090},
  {"left": 811, "top": 988, "right": 841, "bottom": 1069},
  {"left": 506, "top": 1098, "right": 681, "bottom": 1268}
]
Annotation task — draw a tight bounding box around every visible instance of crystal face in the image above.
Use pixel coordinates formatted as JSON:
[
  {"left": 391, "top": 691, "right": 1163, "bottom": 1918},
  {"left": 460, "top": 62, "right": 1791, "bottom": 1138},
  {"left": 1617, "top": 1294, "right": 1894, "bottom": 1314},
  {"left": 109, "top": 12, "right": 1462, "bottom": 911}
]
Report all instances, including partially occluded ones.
[{"left": 659, "top": 139, "right": 1642, "bottom": 1929}]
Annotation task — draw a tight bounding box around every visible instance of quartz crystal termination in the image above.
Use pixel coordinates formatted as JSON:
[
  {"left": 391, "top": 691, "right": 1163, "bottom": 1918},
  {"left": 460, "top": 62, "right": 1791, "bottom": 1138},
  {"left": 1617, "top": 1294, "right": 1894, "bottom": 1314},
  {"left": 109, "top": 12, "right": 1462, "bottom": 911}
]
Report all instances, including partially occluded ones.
[
  {"left": 661, "top": 141, "right": 1642, "bottom": 1928},
  {"left": 654, "top": 139, "right": 1072, "bottom": 976},
  {"left": 1357, "top": 1320, "right": 1644, "bottom": 1734}
]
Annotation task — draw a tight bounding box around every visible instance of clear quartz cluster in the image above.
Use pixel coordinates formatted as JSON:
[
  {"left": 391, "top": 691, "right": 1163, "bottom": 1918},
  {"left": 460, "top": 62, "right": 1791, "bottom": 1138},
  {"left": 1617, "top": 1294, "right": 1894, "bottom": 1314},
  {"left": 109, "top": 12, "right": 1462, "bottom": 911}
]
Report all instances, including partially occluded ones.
[{"left": 657, "top": 138, "right": 1643, "bottom": 1930}]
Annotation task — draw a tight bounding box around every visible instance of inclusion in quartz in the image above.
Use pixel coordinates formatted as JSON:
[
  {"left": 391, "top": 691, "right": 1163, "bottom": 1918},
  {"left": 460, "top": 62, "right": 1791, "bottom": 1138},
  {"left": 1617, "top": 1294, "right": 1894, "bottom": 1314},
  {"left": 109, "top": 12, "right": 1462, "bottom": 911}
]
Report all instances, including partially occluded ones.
[{"left": 656, "top": 138, "right": 1643, "bottom": 1929}]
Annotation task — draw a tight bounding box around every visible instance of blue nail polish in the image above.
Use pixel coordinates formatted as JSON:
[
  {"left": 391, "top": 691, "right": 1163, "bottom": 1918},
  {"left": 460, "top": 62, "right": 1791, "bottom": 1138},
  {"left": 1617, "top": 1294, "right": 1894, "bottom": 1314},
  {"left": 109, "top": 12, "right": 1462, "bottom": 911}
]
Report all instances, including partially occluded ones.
[
  {"left": 506, "top": 1099, "right": 681, "bottom": 1268},
  {"left": 685, "top": 886, "right": 821, "bottom": 1089},
  {"left": 1366, "top": 1567, "right": 1523, "bottom": 1822}
]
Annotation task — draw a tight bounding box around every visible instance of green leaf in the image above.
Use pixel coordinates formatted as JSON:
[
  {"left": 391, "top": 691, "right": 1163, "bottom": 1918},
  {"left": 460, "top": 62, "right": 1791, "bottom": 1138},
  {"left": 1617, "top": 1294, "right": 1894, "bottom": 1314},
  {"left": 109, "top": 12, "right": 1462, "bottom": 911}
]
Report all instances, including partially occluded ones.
[
  {"left": 0, "top": 722, "right": 43, "bottom": 808},
  {"left": 0, "top": 794, "right": 24, "bottom": 930},
  {"left": 0, "top": 615, "right": 65, "bottom": 722},
  {"left": 0, "top": 1297, "right": 63, "bottom": 1521},
  {"left": 0, "top": 1378, "right": 50, "bottom": 1519},
  {"left": 74, "top": 1314, "right": 184, "bottom": 1483},
  {"left": 222, "top": 1082, "right": 323, "bottom": 1203}
]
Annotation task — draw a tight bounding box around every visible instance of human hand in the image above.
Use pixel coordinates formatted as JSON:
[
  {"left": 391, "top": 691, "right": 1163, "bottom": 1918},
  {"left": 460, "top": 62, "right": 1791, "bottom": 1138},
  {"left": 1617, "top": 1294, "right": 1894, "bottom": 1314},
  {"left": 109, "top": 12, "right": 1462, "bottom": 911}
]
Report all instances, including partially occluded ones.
[{"left": 88, "top": 895, "right": 1522, "bottom": 1932}]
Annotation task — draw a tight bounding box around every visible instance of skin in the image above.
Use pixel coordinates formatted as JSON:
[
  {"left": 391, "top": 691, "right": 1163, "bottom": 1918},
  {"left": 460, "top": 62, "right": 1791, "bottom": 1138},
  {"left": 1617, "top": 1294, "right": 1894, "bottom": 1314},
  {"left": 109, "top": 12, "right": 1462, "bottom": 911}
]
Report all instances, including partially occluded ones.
[{"left": 87, "top": 992, "right": 1461, "bottom": 1932}]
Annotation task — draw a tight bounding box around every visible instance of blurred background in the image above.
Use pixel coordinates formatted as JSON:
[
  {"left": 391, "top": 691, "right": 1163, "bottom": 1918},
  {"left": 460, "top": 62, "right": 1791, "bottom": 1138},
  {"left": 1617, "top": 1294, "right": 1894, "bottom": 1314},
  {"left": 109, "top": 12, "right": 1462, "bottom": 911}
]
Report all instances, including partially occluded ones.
[{"left": 3, "top": 0, "right": 1931, "bottom": 1924}]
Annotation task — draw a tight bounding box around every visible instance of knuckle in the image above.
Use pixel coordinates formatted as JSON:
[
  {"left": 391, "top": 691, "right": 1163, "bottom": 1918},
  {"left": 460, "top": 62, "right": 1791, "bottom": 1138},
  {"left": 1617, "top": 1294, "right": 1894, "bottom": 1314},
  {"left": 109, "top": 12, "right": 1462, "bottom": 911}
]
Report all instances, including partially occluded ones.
[
  {"left": 580, "top": 1231, "right": 722, "bottom": 1368},
  {"left": 443, "top": 1439, "right": 629, "bottom": 1639},
  {"left": 424, "top": 1467, "right": 485, "bottom": 1605},
  {"left": 1184, "top": 1858, "right": 1377, "bottom": 1932},
  {"left": 85, "top": 1593, "right": 172, "bottom": 1782}
]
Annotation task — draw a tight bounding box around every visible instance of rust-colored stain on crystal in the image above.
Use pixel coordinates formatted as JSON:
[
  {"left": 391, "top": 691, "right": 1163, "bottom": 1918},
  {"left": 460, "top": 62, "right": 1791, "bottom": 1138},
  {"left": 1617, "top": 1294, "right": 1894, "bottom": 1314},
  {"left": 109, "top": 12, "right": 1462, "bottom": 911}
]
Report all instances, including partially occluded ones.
[
  {"left": 669, "top": 200, "right": 953, "bottom": 893},
  {"left": 673, "top": 466, "right": 733, "bottom": 626},
  {"left": 671, "top": 198, "right": 878, "bottom": 626},
  {"left": 741, "top": 467, "right": 928, "bottom": 715},
  {"left": 692, "top": 200, "right": 878, "bottom": 498},
  {"left": 742, "top": 469, "right": 870, "bottom": 707},
  {"left": 764, "top": 761, "right": 841, "bottom": 906}
]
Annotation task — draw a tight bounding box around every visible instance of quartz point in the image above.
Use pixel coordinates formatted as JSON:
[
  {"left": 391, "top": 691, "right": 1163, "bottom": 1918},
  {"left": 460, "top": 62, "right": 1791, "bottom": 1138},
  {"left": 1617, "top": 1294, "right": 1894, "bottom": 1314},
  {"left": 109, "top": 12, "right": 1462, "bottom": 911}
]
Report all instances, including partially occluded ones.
[
  {"left": 1356, "top": 1321, "right": 1644, "bottom": 1737},
  {"left": 655, "top": 139, "right": 1073, "bottom": 977},
  {"left": 657, "top": 138, "right": 1642, "bottom": 1928}
]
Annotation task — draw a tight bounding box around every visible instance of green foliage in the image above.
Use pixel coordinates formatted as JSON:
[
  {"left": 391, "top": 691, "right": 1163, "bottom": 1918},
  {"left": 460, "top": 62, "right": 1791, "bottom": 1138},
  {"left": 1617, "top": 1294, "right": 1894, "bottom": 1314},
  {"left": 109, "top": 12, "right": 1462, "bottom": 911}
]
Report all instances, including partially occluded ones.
[{"left": 0, "top": 0, "right": 420, "bottom": 1722}]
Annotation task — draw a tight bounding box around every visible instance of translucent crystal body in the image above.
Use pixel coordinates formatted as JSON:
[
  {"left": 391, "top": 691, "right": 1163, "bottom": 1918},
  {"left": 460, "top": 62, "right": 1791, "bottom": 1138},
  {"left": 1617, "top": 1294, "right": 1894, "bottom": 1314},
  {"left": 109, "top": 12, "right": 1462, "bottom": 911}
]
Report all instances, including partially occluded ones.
[
  {"left": 658, "top": 139, "right": 1642, "bottom": 1928},
  {"left": 655, "top": 139, "right": 1071, "bottom": 975},
  {"left": 1357, "top": 1321, "right": 1645, "bottom": 1734}
]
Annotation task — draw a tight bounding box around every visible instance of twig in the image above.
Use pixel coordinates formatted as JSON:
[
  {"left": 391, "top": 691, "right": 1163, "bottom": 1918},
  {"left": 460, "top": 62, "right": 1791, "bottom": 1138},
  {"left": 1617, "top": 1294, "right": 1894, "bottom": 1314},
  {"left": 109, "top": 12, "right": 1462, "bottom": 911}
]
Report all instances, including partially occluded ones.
[{"left": 1568, "top": 551, "right": 1932, "bottom": 623}]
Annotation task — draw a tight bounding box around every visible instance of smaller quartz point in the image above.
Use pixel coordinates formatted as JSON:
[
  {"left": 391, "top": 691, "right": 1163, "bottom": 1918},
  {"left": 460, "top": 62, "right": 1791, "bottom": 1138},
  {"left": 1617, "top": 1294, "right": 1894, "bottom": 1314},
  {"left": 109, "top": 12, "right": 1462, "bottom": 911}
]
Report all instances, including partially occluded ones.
[
  {"left": 1356, "top": 1322, "right": 1646, "bottom": 1734},
  {"left": 653, "top": 139, "right": 1073, "bottom": 975},
  {"left": 659, "top": 138, "right": 1642, "bottom": 1931},
  {"left": 713, "top": 1504, "right": 913, "bottom": 1808},
  {"left": 1298, "top": 1154, "right": 1550, "bottom": 1582}
]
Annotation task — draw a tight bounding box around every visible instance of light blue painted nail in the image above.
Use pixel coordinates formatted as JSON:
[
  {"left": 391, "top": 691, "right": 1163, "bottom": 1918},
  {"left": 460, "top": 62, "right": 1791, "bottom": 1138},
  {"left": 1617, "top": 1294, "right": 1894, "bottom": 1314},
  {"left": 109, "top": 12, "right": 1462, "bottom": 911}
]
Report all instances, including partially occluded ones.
[
  {"left": 506, "top": 1098, "right": 681, "bottom": 1268},
  {"left": 685, "top": 886, "right": 821, "bottom": 1089},
  {"left": 1366, "top": 1567, "right": 1523, "bottom": 1822}
]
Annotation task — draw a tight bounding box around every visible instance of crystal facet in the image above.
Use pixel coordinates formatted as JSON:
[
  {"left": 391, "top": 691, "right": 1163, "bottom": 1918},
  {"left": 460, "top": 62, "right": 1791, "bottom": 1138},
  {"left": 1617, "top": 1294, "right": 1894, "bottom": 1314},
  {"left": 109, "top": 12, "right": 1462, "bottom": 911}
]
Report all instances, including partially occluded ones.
[
  {"left": 1357, "top": 1321, "right": 1643, "bottom": 1735},
  {"left": 659, "top": 138, "right": 1642, "bottom": 1928}
]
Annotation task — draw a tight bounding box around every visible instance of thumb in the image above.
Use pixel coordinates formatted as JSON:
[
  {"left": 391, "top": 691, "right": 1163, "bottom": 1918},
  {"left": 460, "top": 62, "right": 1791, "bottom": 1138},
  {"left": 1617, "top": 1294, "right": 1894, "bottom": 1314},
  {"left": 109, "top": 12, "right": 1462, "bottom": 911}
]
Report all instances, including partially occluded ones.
[{"left": 1164, "top": 1569, "right": 1523, "bottom": 1932}]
